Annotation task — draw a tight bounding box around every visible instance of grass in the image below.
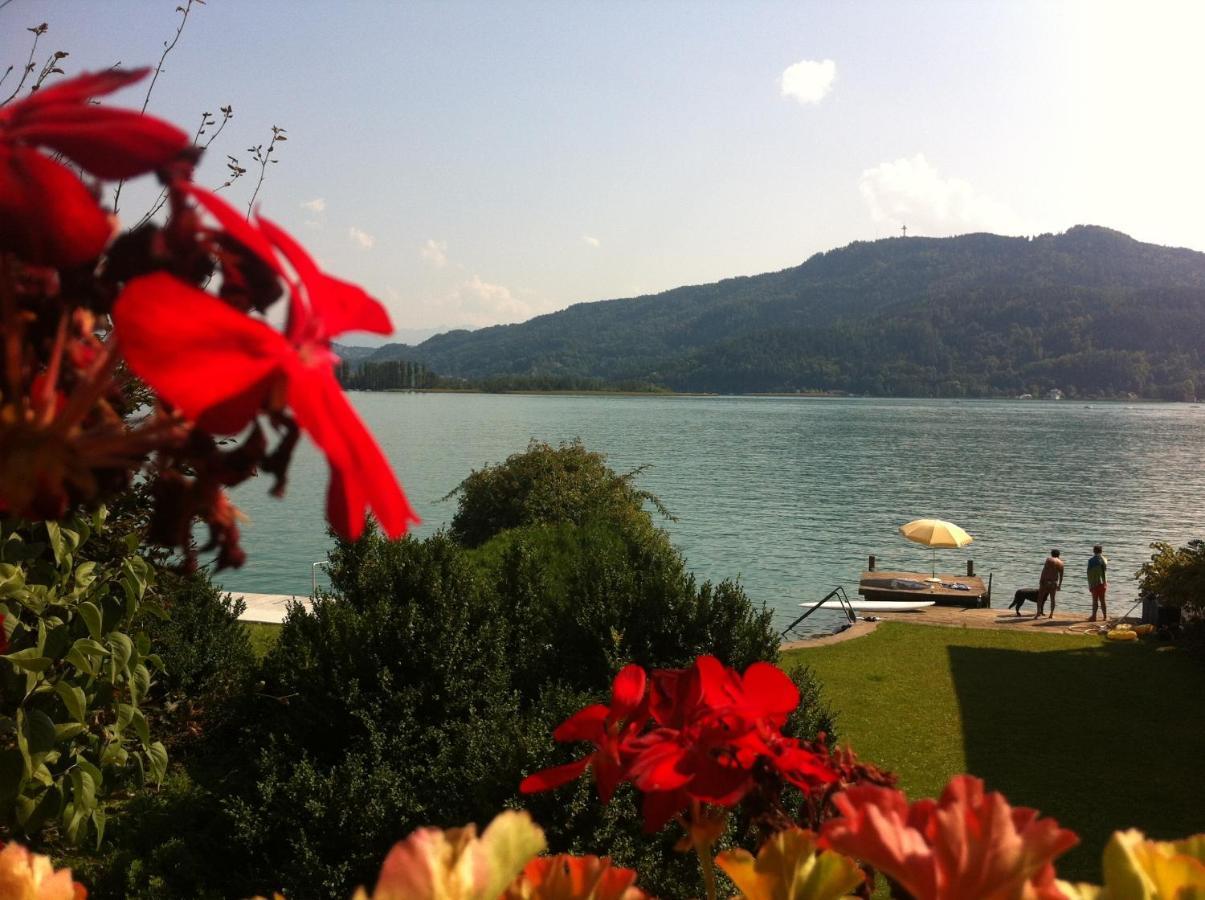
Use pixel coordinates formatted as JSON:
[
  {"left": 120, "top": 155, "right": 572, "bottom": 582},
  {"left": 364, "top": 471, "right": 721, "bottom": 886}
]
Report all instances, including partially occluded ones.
[
  {"left": 243, "top": 621, "right": 282, "bottom": 659},
  {"left": 782, "top": 622, "right": 1205, "bottom": 881}
]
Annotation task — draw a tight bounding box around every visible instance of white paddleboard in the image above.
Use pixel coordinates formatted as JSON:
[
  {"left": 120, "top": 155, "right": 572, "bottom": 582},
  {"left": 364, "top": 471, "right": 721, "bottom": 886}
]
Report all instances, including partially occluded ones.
[{"left": 805, "top": 599, "right": 936, "bottom": 612}]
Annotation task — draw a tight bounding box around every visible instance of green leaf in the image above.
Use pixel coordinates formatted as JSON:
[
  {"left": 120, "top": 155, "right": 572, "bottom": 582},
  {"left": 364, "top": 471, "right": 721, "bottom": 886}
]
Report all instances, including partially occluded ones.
[
  {"left": 71, "top": 637, "right": 109, "bottom": 657},
  {"left": 3, "top": 647, "right": 53, "bottom": 672},
  {"left": 0, "top": 749, "right": 25, "bottom": 805},
  {"left": 146, "top": 741, "right": 168, "bottom": 785},
  {"left": 116, "top": 703, "right": 135, "bottom": 736},
  {"left": 54, "top": 723, "right": 86, "bottom": 741},
  {"left": 17, "top": 783, "right": 60, "bottom": 832},
  {"left": 54, "top": 682, "right": 87, "bottom": 723},
  {"left": 65, "top": 805, "right": 86, "bottom": 845},
  {"left": 108, "top": 632, "right": 133, "bottom": 679},
  {"left": 91, "top": 808, "right": 107, "bottom": 849},
  {"left": 69, "top": 765, "right": 97, "bottom": 811},
  {"left": 45, "top": 522, "right": 64, "bottom": 565},
  {"left": 131, "top": 663, "right": 151, "bottom": 705},
  {"left": 16, "top": 708, "right": 56, "bottom": 777},
  {"left": 73, "top": 561, "right": 97, "bottom": 590},
  {"left": 78, "top": 601, "right": 103, "bottom": 641},
  {"left": 65, "top": 645, "right": 94, "bottom": 677},
  {"left": 100, "top": 743, "right": 128, "bottom": 768},
  {"left": 130, "top": 708, "right": 150, "bottom": 745}
]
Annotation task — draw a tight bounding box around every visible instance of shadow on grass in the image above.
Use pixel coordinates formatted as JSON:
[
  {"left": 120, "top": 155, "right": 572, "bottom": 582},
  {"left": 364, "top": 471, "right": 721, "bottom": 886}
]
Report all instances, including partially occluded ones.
[{"left": 948, "top": 640, "right": 1205, "bottom": 881}]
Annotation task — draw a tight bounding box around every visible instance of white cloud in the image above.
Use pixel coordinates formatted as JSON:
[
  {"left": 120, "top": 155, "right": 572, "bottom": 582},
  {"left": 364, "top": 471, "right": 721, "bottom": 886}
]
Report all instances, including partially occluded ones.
[
  {"left": 348, "top": 227, "right": 376, "bottom": 249},
  {"left": 420, "top": 238, "right": 448, "bottom": 267},
  {"left": 442, "top": 276, "right": 532, "bottom": 328},
  {"left": 300, "top": 197, "right": 326, "bottom": 213},
  {"left": 582, "top": 234, "right": 601, "bottom": 248},
  {"left": 780, "top": 58, "right": 836, "bottom": 105},
  {"left": 859, "top": 154, "right": 1028, "bottom": 236}
]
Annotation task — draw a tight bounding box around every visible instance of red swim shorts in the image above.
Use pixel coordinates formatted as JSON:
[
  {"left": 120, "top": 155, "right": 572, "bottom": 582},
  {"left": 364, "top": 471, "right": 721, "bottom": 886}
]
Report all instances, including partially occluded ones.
[{"left": 1090, "top": 583, "right": 1107, "bottom": 600}]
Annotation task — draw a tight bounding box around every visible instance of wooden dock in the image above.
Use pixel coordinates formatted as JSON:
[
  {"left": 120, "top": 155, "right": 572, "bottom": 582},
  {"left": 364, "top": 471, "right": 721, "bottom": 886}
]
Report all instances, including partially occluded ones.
[{"left": 858, "top": 570, "right": 990, "bottom": 608}]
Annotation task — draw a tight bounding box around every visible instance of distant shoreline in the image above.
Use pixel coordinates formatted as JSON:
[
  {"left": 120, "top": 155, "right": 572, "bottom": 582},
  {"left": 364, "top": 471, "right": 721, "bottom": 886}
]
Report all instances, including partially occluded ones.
[{"left": 350, "top": 388, "right": 1189, "bottom": 402}]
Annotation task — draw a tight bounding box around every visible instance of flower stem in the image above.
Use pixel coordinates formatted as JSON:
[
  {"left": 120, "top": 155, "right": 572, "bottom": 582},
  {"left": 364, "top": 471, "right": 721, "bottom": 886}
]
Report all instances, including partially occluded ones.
[
  {"left": 688, "top": 800, "right": 720, "bottom": 900},
  {"left": 698, "top": 844, "right": 718, "bottom": 900}
]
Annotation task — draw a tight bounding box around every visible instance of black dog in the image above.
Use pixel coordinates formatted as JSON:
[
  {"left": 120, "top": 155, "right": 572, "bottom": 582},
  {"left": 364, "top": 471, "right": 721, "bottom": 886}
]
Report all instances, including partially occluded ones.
[{"left": 1009, "top": 589, "right": 1038, "bottom": 615}]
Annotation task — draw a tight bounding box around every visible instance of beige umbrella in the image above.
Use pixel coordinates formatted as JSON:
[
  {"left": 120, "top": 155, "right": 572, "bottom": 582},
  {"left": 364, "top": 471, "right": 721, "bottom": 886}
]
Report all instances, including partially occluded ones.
[{"left": 898, "top": 518, "right": 973, "bottom": 578}]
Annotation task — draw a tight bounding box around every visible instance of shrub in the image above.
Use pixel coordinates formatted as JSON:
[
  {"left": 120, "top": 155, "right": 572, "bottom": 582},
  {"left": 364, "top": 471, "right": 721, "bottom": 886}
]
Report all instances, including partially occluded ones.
[
  {"left": 444, "top": 439, "right": 672, "bottom": 547},
  {"left": 141, "top": 570, "right": 258, "bottom": 740},
  {"left": 1137, "top": 539, "right": 1205, "bottom": 620},
  {"left": 0, "top": 509, "right": 166, "bottom": 848}
]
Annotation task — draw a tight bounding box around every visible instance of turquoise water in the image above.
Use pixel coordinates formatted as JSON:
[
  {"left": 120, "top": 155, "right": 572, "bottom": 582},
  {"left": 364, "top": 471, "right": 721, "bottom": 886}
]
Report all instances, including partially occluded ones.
[{"left": 221, "top": 394, "right": 1205, "bottom": 636}]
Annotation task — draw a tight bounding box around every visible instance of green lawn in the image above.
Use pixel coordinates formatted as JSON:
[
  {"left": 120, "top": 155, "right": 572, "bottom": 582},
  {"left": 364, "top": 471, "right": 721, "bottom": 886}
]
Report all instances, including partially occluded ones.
[
  {"left": 782, "top": 622, "right": 1205, "bottom": 881},
  {"left": 243, "top": 621, "right": 282, "bottom": 659}
]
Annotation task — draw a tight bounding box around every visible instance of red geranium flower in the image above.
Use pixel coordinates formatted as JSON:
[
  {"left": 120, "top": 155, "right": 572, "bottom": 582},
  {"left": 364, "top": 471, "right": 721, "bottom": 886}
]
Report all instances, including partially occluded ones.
[
  {"left": 0, "top": 68, "right": 188, "bottom": 266},
  {"left": 520, "top": 664, "right": 647, "bottom": 803},
  {"left": 629, "top": 656, "right": 833, "bottom": 823},
  {"left": 820, "top": 775, "right": 1078, "bottom": 900},
  {"left": 112, "top": 188, "right": 418, "bottom": 540}
]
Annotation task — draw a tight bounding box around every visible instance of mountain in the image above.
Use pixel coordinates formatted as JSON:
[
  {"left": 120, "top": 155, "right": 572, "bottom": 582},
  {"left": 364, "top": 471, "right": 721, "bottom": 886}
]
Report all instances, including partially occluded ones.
[{"left": 360, "top": 227, "right": 1205, "bottom": 398}]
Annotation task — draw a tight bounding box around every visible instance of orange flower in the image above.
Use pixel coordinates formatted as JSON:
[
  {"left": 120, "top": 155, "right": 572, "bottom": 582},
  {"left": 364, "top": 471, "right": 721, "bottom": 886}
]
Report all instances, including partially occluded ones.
[
  {"left": 0, "top": 842, "right": 87, "bottom": 900},
  {"left": 503, "top": 855, "right": 649, "bottom": 900},
  {"left": 821, "top": 775, "right": 1078, "bottom": 900}
]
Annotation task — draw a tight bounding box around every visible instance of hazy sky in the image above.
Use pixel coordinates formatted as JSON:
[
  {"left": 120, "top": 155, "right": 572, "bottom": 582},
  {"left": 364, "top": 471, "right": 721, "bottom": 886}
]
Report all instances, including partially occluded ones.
[{"left": 7, "top": 1, "right": 1205, "bottom": 337}]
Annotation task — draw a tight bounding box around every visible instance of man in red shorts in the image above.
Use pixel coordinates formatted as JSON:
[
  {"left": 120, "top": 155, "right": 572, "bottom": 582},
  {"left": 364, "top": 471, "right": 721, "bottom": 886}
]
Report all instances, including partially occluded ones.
[
  {"left": 1035, "top": 549, "right": 1063, "bottom": 618},
  {"left": 1087, "top": 544, "right": 1108, "bottom": 622}
]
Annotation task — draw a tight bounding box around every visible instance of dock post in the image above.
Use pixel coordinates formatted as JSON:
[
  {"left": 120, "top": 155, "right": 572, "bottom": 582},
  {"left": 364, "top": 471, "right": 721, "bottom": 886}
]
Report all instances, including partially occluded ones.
[
  {"left": 966, "top": 560, "right": 975, "bottom": 577},
  {"left": 868, "top": 554, "right": 876, "bottom": 572}
]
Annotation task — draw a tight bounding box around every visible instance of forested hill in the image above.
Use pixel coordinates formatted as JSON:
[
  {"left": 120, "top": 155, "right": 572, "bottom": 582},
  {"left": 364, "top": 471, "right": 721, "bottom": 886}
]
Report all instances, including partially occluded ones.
[{"left": 364, "top": 226, "right": 1205, "bottom": 398}]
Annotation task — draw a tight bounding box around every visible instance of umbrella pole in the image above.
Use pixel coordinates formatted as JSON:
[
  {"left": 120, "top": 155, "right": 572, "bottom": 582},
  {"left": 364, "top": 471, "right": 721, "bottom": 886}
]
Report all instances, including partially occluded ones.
[{"left": 932, "top": 548, "right": 937, "bottom": 579}]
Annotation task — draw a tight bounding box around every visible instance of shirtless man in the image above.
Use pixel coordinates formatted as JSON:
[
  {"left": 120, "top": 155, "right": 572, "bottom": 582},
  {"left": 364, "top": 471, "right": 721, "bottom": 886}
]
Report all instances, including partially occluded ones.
[{"left": 1035, "top": 549, "right": 1064, "bottom": 618}]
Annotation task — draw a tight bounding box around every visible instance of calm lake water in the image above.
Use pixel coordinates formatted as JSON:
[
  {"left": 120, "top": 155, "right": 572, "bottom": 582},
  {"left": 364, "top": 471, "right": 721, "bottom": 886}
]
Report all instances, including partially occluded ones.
[{"left": 219, "top": 394, "right": 1205, "bottom": 637}]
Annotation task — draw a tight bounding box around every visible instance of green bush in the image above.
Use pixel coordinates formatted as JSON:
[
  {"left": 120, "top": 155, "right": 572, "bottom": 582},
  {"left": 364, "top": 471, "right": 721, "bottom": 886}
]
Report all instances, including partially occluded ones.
[
  {"left": 85, "top": 441, "right": 825, "bottom": 898},
  {"left": 0, "top": 509, "right": 166, "bottom": 848},
  {"left": 141, "top": 570, "right": 258, "bottom": 740},
  {"left": 444, "top": 438, "right": 673, "bottom": 547},
  {"left": 1137, "top": 539, "right": 1205, "bottom": 619}
]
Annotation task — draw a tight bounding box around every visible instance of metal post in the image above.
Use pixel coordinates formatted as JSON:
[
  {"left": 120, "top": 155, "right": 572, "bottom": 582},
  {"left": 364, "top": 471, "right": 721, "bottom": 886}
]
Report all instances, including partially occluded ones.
[{"left": 312, "top": 561, "right": 324, "bottom": 594}]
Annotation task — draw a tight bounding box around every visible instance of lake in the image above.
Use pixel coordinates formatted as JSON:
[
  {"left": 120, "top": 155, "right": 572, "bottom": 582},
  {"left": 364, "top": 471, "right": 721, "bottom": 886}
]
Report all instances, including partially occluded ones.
[{"left": 219, "top": 394, "right": 1205, "bottom": 636}]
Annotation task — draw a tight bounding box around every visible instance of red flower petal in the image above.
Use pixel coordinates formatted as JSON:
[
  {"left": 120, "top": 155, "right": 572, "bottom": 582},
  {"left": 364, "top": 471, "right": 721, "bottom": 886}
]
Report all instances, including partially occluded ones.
[
  {"left": 184, "top": 184, "right": 284, "bottom": 279},
  {"left": 640, "top": 788, "right": 689, "bottom": 834},
  {"left": 519, "top": 757, "right": 590, "bottom": 794},
  {"left": 11, "top": 107, "right": 189, "bottom": 179},
  {"left": 285, "top": 362, "right": 418, "bottom": 539},
  {"left": 628, "top": 732, "right": 691, "bottom": 792},
  {"left": 553, "top": 705, "right": 609, "bottom": 743},
  {"left": 113, "top": 274, "right": 289, "bottom": 432},
  {"left": 257, "top": 216, "right": 393, "bottom": 339},
  {"left": 0, "top": 146, "right": 111, "bottom": 266},
  {"left": 740, "top": 661, "right": 800, "bottom": 723},
  {"left": 609, "top": 664, "right": 647, "bottom": 721},
  {"left": 10, "top": 67, "right": 149, "bottom": 113}
]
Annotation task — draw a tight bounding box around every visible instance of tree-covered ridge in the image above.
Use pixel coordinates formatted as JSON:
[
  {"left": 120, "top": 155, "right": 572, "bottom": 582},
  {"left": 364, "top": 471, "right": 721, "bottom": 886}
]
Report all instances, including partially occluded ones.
[{"left": 361, "top": 226, "right": 1205, "bottom": 398}]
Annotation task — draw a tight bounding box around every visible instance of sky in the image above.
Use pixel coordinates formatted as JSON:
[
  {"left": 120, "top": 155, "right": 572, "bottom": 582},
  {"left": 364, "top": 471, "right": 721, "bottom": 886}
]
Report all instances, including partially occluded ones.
[{"left": 6, "top": 0, "right": 1205, "bottom": 339}]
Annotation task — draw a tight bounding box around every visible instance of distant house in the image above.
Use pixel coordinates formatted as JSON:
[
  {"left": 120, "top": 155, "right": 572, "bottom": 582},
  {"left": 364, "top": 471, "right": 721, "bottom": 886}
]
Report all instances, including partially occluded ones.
[{"left": 1046, "top": 388, "right": 1064, "bottom": 400}]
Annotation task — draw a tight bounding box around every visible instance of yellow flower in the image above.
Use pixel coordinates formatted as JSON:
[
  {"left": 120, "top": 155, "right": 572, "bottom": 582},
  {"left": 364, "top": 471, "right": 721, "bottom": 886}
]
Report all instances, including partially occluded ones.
[
  {"left": 353, "top": 810, "right": 547, "bottom": 900},
  {"left": 1061, "top": 829, "right": 1205, "bottom": 899},
  {"left": 715, "top": 828, "right": 864, "bottom": 900}
]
